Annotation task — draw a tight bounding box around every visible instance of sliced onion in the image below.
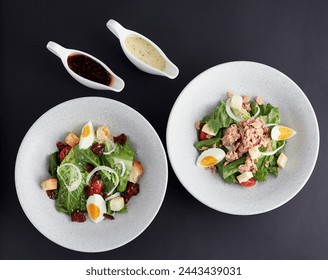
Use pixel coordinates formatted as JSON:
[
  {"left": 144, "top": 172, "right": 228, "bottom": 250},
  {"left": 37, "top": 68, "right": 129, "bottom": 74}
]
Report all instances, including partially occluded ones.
[
  {"left": 253, "top": 104, "right": 261, "bottom": 118},
  {"left": 115, "top": 160, "right": 126, "bottom": 177},
  {"left": 57, "top": 163, "right": 82, "bottom": 192},
  {"left": 103, "top": 139, "right": 116, "bottom": 155},
  {"left": 226, "top": 98, "right": 242, "bottom": 122},
  {"left": 105, "top": 192, "right": 121, "bottom": 202},
  {"left": 86, "top": 165, "right": 120, "bottom": 193},
  {"left": 265, "top": 123, "right": 278, "bottom": 127},
  {"left": 260, "top": 142, "right": 285, "bottom": 156}
]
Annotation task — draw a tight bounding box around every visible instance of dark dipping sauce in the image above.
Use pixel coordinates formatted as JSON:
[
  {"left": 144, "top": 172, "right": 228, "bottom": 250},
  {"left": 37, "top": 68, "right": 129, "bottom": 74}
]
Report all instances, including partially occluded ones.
[{"left": 67, "top": 54, "right": 112, "bottom": 86}]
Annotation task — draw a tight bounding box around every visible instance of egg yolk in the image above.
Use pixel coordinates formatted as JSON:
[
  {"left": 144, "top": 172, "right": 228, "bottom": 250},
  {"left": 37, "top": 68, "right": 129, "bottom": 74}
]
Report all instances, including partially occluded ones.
[
  {"left": 87, "top": 204, "right": 100, "bottom": 220},
  {"left": 82, "top": 125, "right": 91, "bottom": 137},
  {"left": 278, "top": 126, "right": 294, "bottom": 140},
  {"left": 201, "top": 156, "right": 217, "bottom": 166}
]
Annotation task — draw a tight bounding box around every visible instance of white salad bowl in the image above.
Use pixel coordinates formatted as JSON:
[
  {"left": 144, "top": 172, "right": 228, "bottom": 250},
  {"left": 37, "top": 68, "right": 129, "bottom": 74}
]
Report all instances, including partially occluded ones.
[
  {"left": 15, "top": 97, "right": 168, "bottom": 252},
  {"left": 166, "top": 61, "right": 319, "bottom": 215},
  {"left": 106, "top": 19, "right": 179, "bottom": 79},
  {"left": 46, "top": 41, "right": 125, "bottom": 92}
]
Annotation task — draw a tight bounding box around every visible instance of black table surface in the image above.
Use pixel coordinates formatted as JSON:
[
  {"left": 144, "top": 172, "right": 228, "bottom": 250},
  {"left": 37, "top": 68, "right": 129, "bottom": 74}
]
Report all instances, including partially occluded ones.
[{"left": 1, "top": 0, "right": 327, "bottom": 260}]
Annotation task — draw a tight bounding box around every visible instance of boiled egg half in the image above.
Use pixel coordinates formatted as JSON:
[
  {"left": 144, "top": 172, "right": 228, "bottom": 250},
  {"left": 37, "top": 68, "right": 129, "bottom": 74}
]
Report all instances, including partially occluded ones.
[
  {"left": 79, "top": 121, "right": 95, "bottom": 149},
  {"left": 86, "top": 194, "right": 107, "bottom": 223},
  {"left": 196, "top": 148, "right": 226, "bottom": 167},
  {"left": 271, "top": 125, "right": 296, "bottom": 141}
]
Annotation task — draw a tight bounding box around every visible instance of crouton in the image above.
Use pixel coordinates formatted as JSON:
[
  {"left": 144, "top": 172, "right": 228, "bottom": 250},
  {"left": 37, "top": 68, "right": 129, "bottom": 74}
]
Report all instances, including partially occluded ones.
[
  {"left": 255, "top": 96, "right": 264, "bottom": 105},
  {"left": 65, "top": 132, "right": 79, "bottom": 147},
  {"left": 96, "top": 125, "right": 110, "bottom": 142},
  {"left": 277, "top": 153, "right": 288, "bottom": 168},
  {"left": 242, "top": 95, "right": 251, "bottom": 103},
  {"left": 109, "top": 196, "right": 125, "bottom": 212},
  {"left": 41, "top": 178, "right": 58, "bottom": 191},
  {"left": 128, "top": 161, "right": 143, "bottom": 183},
  {"left": 237, "top": 171, "right": 253, "bottom": 184},
  {"left": 248, "top": 146, "right": 261, "bottom": 160}
]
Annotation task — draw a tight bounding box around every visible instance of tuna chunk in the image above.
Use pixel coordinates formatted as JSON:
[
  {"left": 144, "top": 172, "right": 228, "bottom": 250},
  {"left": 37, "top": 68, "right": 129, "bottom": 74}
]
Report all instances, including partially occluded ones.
[
  {"left": 238, "top": 155, "right": 258, "bottom": 173},
  {"left": 221, "top": 124, "right": 241, "bottom": 146},
  {"left": 222, "top": 117, "right": 271, "bottom": 166}
]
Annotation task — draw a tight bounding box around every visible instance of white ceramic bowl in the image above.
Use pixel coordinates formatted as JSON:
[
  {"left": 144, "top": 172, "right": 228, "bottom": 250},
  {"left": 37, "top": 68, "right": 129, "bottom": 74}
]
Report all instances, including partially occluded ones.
[
  {"left": 15, "top": 97, "right": 168, "bottom": 252},
  {"left": 166, "top": 61, "right": 319, "bottom": 215}
]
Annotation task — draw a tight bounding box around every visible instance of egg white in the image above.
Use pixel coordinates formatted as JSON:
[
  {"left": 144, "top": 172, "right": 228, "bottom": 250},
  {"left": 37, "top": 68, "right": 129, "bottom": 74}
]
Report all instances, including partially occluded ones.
[
  {"left": 196, "top": 148, "right": 226, "bottom": 167},
  {"left": 79, "top": 121, "right": 95, "bottom": 149},
  {"left": 86, "top": 194, "right": 107, "bottom": 223},
  {"left": 271, "top": 125, "right": 296, "bottom": 141}
]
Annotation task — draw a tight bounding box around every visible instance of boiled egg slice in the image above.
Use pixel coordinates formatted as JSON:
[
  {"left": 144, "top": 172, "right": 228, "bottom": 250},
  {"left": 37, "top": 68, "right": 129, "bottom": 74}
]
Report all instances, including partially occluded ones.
[
  {"left": 196, "top": 148, "right": 226, "bottom": 167},
  {"left": 79, "top": 121, "right": 95, "bottom": 149},
  {"left": 271, "top": 125, "right": 296, "bottom": 141},
  {"left": 86, "top": 194, "right": 107, "bottom": 223}
]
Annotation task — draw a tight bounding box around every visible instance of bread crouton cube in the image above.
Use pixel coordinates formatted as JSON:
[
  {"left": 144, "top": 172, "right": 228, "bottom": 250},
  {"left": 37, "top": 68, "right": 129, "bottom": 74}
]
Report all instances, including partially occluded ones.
[
  {"left": 65, "top": 132, "right": 80, "bottom": 147},
  {"left": 277, "top": 153, "right": 288, "bottom": 168},
  {"left": 237, "top": 171, "right": 253, "bottom": 184},
  {"left": 96, "top": 126, "right": 111, "bottom": 142},
  {"left": 41, "top": 178, "right": 58, "bottom": 191},
  {"left": 128, "top": 161, "right": 143, "bottom": 184},
  {"left": 248, "top": 146, "right": 261, "bottom": 160}
]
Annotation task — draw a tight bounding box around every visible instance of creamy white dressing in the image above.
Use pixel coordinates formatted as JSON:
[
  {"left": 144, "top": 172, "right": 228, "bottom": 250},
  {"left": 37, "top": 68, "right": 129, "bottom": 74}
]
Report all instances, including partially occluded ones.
[{"left": 125, "top": 36, "right": 166, "bottom": 71}]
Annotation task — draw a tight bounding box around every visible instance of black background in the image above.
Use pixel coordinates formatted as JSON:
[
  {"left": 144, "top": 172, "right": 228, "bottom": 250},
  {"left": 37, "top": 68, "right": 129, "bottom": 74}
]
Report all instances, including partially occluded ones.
[{"left": 1, "top": 0, "right": 327, "bottom": 259}]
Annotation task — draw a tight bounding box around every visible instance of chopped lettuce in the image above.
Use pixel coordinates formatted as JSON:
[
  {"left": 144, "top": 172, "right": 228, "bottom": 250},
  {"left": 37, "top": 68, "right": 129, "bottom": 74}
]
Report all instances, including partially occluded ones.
[
  {"left": 206, "top": 100, "right": 235, "bottom": 135},
  {"left": 217, "top": 156, "right": 246, "bottom": 184},
  {"left": 55, "top": 139, "right": 136, "bottom": 214},
  {"left": 253, "top": 140, "right": 285, "bottom": 181},
  {"left": 55, "top": 149, "right": 88, "bottom": 214},
  {"left": 257, "top": 104, "right": 280, "bottom": 124},
  {"left": 102, "top": 142, "right": 135, "bottom": 192},
  {"left": 48, "top": 152, "right": 60, "bottom": 177}
]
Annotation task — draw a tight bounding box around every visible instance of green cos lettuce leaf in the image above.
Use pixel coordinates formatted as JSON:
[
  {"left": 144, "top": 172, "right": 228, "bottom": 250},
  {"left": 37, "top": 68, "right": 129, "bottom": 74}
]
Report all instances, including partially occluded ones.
[
  {"left": 102, "top": 142, "right": 135, "bottom": 192},
  {"left": 48, "top": 151, "right": 60, "bottom": 177},
  {"left": 55, "top": 149, "right": 87, "bottom": 214},
  {"left": 253, "top": 140, "right": 286, "bottom": 181},
  {"left": 256, "top": 103, "right": 280, "bottom": 125},
  {"left": 217, "top": 156, "right": 246, "bottom": 184},
  {"left": 206, "top": 100, "right": 235, "bottom": 135}
]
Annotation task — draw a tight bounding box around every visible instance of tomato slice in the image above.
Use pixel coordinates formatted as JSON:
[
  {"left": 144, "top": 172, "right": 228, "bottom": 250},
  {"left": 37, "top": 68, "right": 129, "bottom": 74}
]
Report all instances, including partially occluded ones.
[
  {"left": 90, "top": 179, "right": 103, "bottom": 194},
  {"left": 239, "top": 178, "right": 256, "bottom": 187},
  {"left": 59, "top": 146, "right": 72, "bottom": 161},
  {"left": 199, "top": 125, "right": 209, "bottom": 141}
]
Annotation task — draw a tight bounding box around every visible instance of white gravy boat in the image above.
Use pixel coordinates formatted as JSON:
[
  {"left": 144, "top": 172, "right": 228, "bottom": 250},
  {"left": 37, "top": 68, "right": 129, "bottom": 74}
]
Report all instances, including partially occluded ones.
[
  {"left": 106, "top": 19, "right": 179, "bottom": 79},
  {"left": 46, "top": 41, "right": 125, "bottom": 92}
]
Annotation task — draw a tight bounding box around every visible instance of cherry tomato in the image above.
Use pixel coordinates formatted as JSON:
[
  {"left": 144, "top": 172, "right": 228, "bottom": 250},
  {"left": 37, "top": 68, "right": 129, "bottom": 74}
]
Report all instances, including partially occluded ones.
[
  {"left": 199, "top": 125, "right": 209, "bottom": 141},
  {"left": 90, "top": 179, "right": 103, "bottom": 194},
  {"left": 59, "top": 146, "right": 72, "bottom": 161},
  {"left": 239, "top": 178, "right": 256, "bottom": 187}
]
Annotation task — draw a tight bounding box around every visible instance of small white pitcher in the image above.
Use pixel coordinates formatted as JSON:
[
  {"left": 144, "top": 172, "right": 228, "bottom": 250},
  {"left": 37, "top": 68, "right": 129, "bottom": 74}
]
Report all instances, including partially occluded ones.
[
  {"left": 106, "top": 19, "right": 179, "bottom": 79},
  {"left": 46, "top": 41, "right": 125, "bottom": 92}
]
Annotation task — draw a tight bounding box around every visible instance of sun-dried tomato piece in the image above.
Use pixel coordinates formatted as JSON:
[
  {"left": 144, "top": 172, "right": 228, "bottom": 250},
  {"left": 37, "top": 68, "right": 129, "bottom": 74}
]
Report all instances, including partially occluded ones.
[
  {"left": 103, "top": 213, "right": 114, "bottom": 220},
  {"left": 84, "top": 185, "right": 93, "bottom": 197},
  {"left": 86, "top": 164, "right": 94, "bottom": 173},
  {"left": 113, "top": 133, "right": 127, "bottom": 145},
  {"left": 91, "top": 143, "right": 105, "bottom": 156},
  {"left": 59, "top": 145, "right": 72, "bottom": 161},
  {"left": 71, "top": 210, "right": 86, "bottom": 222},
  {"left": 123, "top": 182, "right": 140, "bottom": 203},
  {"left": 46, "top": 190, "right": 56, "bottom": 200},
  {"left": 56, "top": 141, "right": 67, "bottom": 152}
]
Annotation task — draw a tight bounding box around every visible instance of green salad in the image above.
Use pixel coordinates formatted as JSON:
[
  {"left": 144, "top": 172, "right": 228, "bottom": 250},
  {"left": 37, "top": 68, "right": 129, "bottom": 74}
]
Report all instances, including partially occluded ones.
[
  {"left": 41, "top": 121, "right": 143, "bottom": 223},
  {"left": 194, "top": 92, "right": 296, "bottom": 187}
]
